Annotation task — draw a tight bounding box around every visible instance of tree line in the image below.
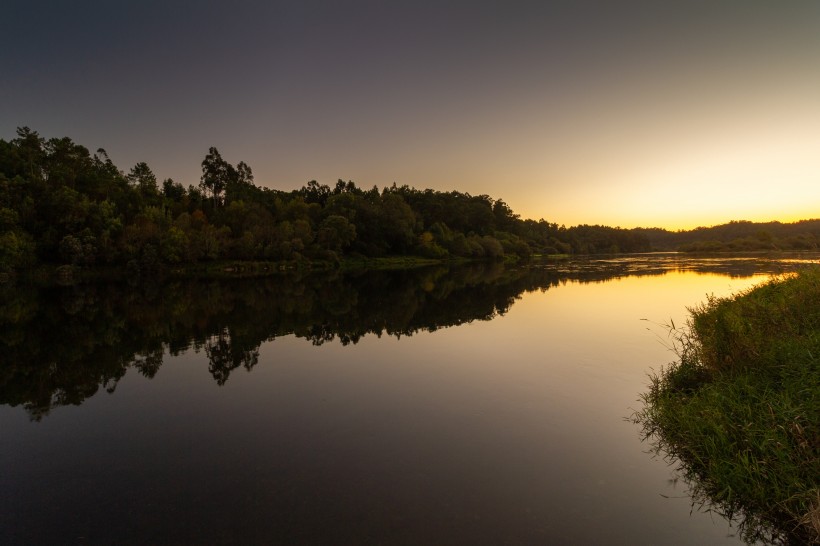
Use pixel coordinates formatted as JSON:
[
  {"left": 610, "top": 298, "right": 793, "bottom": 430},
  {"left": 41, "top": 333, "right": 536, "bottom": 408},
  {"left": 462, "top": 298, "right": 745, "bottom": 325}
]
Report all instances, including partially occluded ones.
[
  {"left": 2, "top": 128, "right": 816, "bottom": 274},
  {"left": 0, "top": 128, "right": 659, "bottom": 273},
  {"left": 638, "top": 219, "right": 820, "bottom": 252}
]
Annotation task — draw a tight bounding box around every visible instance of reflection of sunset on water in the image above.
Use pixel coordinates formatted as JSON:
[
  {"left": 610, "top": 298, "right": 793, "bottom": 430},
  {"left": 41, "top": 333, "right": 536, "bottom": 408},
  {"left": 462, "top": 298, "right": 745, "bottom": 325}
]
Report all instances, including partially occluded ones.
[{"left": 2, "top": 256, "right": 816, "bottom": 544}]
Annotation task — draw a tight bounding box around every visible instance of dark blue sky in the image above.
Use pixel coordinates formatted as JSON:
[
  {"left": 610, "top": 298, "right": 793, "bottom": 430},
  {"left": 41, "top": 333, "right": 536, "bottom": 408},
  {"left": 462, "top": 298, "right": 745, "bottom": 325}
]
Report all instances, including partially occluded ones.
[{"left": 3, "top": 1, "right": 820, "bottom": 228}]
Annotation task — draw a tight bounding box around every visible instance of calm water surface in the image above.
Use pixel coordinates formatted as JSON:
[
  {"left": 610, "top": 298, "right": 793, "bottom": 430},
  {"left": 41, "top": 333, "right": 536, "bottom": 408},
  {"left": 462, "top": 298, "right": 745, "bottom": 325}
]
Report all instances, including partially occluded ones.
[{"left": 1, "top": 254, "right": 817, "bottom": 544}]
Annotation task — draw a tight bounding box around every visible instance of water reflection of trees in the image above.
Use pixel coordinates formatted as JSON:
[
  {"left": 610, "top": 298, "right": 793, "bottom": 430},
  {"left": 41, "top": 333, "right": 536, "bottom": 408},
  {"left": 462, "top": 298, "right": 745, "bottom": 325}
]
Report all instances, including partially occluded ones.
[
  {"left": 206, "top": 329, "right": 259, "bottom": 386},
  {"left": 1, "top": 256, "right": 815, "bottom": 419}
]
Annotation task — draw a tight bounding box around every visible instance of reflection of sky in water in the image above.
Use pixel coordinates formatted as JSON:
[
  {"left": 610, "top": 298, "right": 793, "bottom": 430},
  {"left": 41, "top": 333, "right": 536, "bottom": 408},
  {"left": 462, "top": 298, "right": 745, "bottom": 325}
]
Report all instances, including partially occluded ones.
[{"left": 0, "top": 269, "right": 796, "bottom": 544}]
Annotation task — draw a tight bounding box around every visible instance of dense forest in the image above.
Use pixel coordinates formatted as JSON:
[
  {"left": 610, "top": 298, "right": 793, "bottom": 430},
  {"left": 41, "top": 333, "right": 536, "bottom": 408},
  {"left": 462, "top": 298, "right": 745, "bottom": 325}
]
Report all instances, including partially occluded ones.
[{"left": 1, "top": 127, "right": 818, "bottom": 274}]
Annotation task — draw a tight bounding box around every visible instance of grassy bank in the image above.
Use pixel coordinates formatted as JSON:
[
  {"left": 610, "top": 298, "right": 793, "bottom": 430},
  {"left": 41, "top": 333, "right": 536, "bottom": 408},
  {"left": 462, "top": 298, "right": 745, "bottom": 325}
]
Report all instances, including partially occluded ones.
[{"left": 634, "top": 268, "right": 820, "bottom": 544}]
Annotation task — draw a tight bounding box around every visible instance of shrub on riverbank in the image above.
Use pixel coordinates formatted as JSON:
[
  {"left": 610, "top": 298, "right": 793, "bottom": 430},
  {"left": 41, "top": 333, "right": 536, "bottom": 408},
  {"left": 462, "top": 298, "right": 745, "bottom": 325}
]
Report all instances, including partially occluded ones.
[{"left": 635, "top": 268, "right": 820, "bottom": 544}]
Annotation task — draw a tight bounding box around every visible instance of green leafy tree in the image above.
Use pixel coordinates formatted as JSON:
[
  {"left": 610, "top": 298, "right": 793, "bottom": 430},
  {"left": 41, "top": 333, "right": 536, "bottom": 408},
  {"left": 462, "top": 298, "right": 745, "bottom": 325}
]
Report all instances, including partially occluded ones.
[
  {"left": 225, "top": 161, "right": 257, "bottom": 204},
  {"left": 127, "top": 162, "right": 159, "bottom": 202},
  {"left": 317, "top": 215, "right": 356, "bottom": 252},
  {"left": 160, "top": 226, "right": 188, "bottom": 264},
  {"left": 162, "top": 178, "right": 185, "bottom": 201},
  {"left": 200, "top": 147, "right": 230, "bottom": 208},
  {"left": 12, "top": 127, "right": 46, "bottom": 181},
  {"left": 0, "top": 230, "right": 35, "bottom": 271}
]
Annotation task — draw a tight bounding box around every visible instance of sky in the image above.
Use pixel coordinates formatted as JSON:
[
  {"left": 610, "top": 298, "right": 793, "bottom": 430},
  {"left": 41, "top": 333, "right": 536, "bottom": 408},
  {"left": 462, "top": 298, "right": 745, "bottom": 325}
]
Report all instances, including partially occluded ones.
[{"left": 2, "top": 0, "right": 820, "bottom": 230}]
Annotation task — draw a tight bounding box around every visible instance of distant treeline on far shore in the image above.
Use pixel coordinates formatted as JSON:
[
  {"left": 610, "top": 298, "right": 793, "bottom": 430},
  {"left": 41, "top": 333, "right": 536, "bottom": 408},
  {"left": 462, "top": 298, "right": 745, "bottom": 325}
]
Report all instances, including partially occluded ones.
[{"left": 1, "top": 127, "right": 819, "bottom": 273}]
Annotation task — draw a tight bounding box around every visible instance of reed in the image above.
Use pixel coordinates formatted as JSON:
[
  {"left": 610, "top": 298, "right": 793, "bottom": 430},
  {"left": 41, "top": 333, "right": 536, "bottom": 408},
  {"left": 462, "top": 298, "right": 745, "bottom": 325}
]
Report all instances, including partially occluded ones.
[{"left": 634, "top": 268, "right": 820, "bottom": 544}]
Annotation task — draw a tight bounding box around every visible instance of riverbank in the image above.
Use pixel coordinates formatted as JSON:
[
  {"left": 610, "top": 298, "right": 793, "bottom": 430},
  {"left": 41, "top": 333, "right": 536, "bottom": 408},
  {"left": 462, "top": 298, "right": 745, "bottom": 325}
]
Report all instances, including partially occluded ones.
[
  {"left": 634, "top": 267, "right": 820, "bottom": 544},
  {"left": 0, "top": 255, "right": 496, "bottom": 285}
]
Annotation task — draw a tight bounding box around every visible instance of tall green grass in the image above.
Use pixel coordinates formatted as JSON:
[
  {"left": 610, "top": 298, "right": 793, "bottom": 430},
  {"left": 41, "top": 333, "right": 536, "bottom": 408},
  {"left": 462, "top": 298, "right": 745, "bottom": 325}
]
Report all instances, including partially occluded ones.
[{"left": 634, "top": 268, "right": 820, "bottom": 544}]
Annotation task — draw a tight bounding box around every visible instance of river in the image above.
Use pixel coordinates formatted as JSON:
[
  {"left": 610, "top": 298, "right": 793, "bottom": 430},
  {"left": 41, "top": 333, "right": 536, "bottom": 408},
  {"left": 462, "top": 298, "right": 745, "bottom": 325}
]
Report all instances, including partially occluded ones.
[{"left": 1, "top": 254, "right": 817, "bottom": 544}]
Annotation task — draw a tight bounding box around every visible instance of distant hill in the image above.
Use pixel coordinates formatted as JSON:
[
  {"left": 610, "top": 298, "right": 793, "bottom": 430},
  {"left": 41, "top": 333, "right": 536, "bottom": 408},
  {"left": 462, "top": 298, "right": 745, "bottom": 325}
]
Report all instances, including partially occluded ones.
[{"left": 635, "top": 220, "right": 820, "bottom": 252}]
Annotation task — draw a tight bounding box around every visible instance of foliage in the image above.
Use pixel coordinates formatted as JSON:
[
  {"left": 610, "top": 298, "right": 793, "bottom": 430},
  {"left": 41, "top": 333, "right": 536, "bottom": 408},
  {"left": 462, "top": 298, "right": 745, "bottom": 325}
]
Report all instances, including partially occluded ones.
[
  {"left": 0, "top": 127, "right": 731, "bottom": 274},
  {"left": 633, "top": 269, "right": 820, "bottom": 544},
  {"left": 638, "top": 220, "right": 820, "bottom": 252}
]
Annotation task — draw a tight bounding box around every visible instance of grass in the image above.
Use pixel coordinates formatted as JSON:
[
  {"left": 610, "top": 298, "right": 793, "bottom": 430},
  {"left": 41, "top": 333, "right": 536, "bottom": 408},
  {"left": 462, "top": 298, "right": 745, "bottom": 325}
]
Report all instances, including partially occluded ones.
[{"left": 633, "top": 267, "right": 820, "bottom": 544}]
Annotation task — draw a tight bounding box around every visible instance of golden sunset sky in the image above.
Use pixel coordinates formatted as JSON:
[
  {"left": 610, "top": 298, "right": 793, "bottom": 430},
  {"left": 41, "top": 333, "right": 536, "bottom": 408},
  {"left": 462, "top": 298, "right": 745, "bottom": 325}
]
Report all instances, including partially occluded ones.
[{"left": 3, "top": 1, "right": 819, "bottom": 229}]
